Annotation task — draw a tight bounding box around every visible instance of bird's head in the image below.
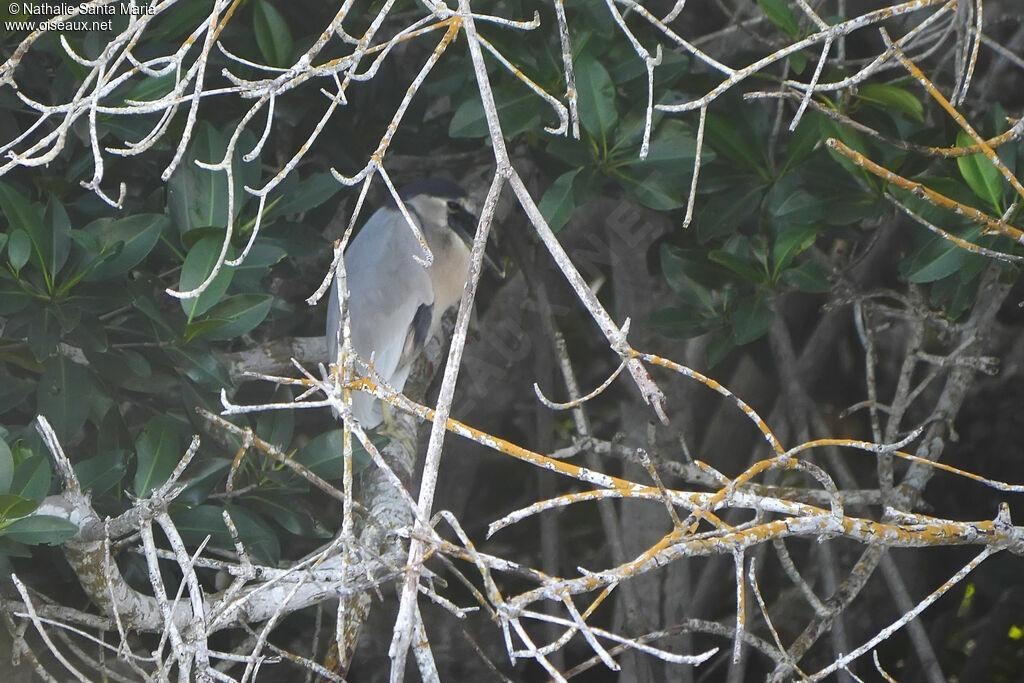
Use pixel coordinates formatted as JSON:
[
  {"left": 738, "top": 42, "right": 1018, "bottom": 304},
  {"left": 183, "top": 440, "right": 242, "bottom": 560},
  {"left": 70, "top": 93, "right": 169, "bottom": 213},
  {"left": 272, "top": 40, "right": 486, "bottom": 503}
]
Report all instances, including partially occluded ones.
[{"left": 398, "top": 179, "right": 505, "bottom": 277}]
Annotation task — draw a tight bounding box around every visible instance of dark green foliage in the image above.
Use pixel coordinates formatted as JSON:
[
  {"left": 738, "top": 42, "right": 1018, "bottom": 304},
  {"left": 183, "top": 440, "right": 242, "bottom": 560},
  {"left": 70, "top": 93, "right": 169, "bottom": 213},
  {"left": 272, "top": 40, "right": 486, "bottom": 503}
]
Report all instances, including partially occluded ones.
[{"left": 0, "top": 37, "right": 341, "bottom": 559}]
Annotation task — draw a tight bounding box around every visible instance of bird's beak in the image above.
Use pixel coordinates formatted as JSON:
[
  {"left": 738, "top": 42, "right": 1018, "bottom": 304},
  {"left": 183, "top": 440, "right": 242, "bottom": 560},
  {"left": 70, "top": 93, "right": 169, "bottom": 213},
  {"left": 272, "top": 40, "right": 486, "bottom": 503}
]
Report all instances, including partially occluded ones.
[{"left": 450, "top": 210, "right": 505, "bottom": 278}]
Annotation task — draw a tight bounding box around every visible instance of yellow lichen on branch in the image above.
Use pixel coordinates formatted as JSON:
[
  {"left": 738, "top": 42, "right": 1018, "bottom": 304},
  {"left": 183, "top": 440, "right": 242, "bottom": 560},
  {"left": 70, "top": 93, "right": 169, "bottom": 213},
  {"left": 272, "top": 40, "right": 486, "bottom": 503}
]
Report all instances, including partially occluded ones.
[{"left": 826, "top": 138, "right": 1024, "bottom": 243}]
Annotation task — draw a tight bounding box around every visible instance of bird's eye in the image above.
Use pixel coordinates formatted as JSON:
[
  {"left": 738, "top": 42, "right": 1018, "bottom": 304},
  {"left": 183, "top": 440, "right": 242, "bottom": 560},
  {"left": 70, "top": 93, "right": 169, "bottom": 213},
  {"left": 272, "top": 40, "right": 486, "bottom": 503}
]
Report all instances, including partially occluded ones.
[{"left": 446, "top": 200, "right": 463, "bottom": 214}]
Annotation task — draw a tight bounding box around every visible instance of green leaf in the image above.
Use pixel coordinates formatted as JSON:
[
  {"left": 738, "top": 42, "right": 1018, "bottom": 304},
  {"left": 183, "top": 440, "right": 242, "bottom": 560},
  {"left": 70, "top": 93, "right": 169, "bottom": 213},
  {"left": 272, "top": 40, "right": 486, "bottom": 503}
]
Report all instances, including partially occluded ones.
[
  {"left": 294, "top": 429, "right": 375, "bottom": 479},
  {"left": 930, "top": 261, "right": 982, "bottom": 319},
  {"left": 449, "top": 84, "right": 542, "bottom": 139},
  {"left": 0, "top": 440, "right": 12, "bottom": 495},
  {"left": 230, "top": 242, "right": 287, "bottom": 291},
  {"left": 10, "top": 455, "right": 51, "bottom": 504},
  {"left": 167, "top": 122, "right": 240, "bottom": 233},
  {"left": 0, "top": 183, "right": 40, "bottom": 232},
  {"left": 788, "top": 50, "right": 808, "bottom": 75},
  {"left": 608, "top": 45, "right": 689, "bottom": 90},
  {"left": 784, "top": 113, "right": 823, "bottom": 170},
  {"left": 544, "top": 136, "right": 593, "bottom": 169},
  {"left": 660, "top": 245, "right": 715, "bottom": 312},
  {"left": 0, "top": 494, "right": 38, "bottom": 521},
  {"left": 772, "top": 224, "right": 818, "bottom": 275},
  {"left": 956, "top": 130, "right": 1004, "bottom": 211},
  {"left": 253, "top": 0, "right": 294, "bottom": 68},
  {"left": 123, "top": 72, "right": 176, "bottom": 103},
  {"left": 709, "top": 250, "right": 764, "bottom": 284},
  {"left": 37, "top": 356, "right": 95, "bottom": 443},
  {"left": 697, "top": 185, "right": 763, "bottom": 242},
  {"left": 194, "top": 294, "right": 273, "bottom": 341},
  {"left": 764, "top": 180, "right": 828, "bottom": 227},
  {"left": 647, "top": 120, "right": 704, "bottom": 161},
  {"left": 705, "top": 328, "right": 736, "bottom": 367},
  {"left": 538, "top": 169, "right": 581, "bottom": 233},
  {"left": 819, "top": 117, "right": 873, "bottom": 183},
  {"left": 731, "top": 296, "right": 774, "bottom": 345},
  {"left": 0, "top": 278, "right": 31, "bottom": 315},
  {"left": 0, "top": 373, "right": 34, "bottom": 413},
  {"left": 617, "top": 119, "right": 706, "bottom": 196},
  {"left": 7, "top": 229, "right": 30, "bottom": 271},
  {"left": 575, "top": 54, "right": 618, "bottom": 141},
  {"left": 178, "top": 234, "right": 236, "bottom": 320},
  {"left": 21, "top": 308, "right": 61, "bottom": 361},
  {"left": 0, "top": 515, "right": 77, "bottom": 545},
  {"left": 706, "top": 112, "right": 766, "bottom": 175},
  {"left": 649, "top": 307, "right": 720, "bottom": 339},
  {"left": 758, "top": 0, "right": 799, "bottom": 37},
  {"left": 149, "top": 0, "right": 214, "bottom": 42},
  {"left": 122, "top": 349, "right": 152, "bottom": 378},
  {"left": 232, "top": 242, "right": 286, "bottom": 271},
  {"left": 898, "top": 176, "right": 979, "bottom": 216},
  {"left": 0, "top": 183, "right": 45, "bottom": 275},
  {"left": 69, "top": 224, "right": 103, "bottom": 253},
  {"left": 172, "top": 504, "right": 279, "bottom": 565},
  {"left": 749, "top": 234, "right": 769, "bottom": 273},
  {"left": 856, "top": 83, "right": 924, "bottom": 123},
  {"left": 168, "top": 346, "right": 234, "bottom": 390},
  {"left": 134, "top": 416, "right": 183, "bottom": 498},
  {"left": 74, "top": 449, "right": 127, "bottom": 498},
  {"left": 171, "top": 505, "right": 231, "bottom": 550},
  {"left": 85, "top": 214, "right": 169, "bottom": 280},
  {"left": 178, "top": 457, "right": 231, "bottom": 507},
  {"left": 129, "top": 285, "right": 178, "bottom": 337},
  {"left": 902, "top": 226, "right": 984, "bottom": 283},
  {"left": 780, "top": 259, "right": 831, "bottom": 292},
  {"left": 227, "top": 504, "right": 280, "bottom": 566},
  {"left": 0, "top": 537, "right": 31, "bottom": 561},
  {"left": 616, "top": 165, "right": 686, "bottom": 210},
  {"left": 182, "top": 318, "right": 228, "bottom": 343},
  {"left": 262, "top": 173, "right": 341, "bottom": 223},
  {"left": 821, "top": 193, "right": 887, "bottom": 226},
  {"left": 249, "top": 496, "right": 315, "bottom": 535},
  {"left": 44, "top": 196, "right": 71, "bottom": 281},
  {"left": 612, "top": 108, "right": 665, "bottom": 150},
  {"left": 256, "top": 385, "right": 294, "bottom": 449}
]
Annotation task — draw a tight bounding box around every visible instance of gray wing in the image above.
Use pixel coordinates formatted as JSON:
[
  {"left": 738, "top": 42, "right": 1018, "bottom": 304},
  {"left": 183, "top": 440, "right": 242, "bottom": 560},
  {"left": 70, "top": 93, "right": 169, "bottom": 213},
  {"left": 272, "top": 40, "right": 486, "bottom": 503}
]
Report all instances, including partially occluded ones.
[{"left": 326, "top": 207, "right": 434, "bottom": 427}]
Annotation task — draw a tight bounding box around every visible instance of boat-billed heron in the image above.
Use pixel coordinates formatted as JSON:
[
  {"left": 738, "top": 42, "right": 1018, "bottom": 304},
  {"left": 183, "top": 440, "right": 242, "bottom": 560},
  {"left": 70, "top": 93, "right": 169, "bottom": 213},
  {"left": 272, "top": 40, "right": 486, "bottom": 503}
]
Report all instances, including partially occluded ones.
[{"left": 326, "top": 179, "right": 502, "bottom": 428}]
